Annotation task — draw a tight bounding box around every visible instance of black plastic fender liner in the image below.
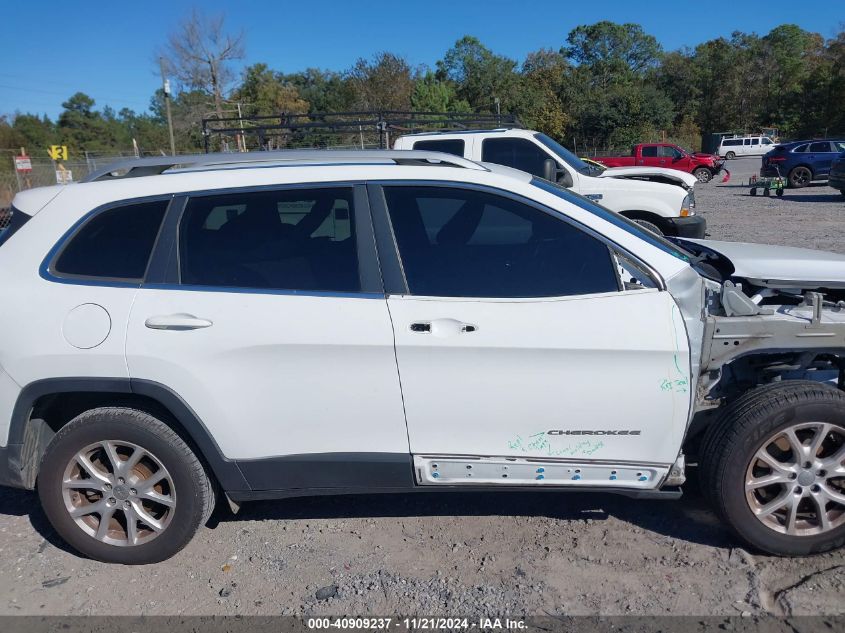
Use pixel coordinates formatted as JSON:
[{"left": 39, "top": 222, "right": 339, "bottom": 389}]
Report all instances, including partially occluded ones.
[{"left": 3, "top": 377, "right": 249, "bottom": 492}]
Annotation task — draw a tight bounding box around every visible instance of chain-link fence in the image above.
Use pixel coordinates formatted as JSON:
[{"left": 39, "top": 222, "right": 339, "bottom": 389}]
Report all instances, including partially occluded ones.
[{"left": 0, "top": 152, "right": 169, "bottom": 208}]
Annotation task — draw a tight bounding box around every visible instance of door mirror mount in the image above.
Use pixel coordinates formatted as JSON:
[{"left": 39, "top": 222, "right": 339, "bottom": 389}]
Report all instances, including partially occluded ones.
[
  {"left": 543, "top": 158, "right": 573, "bottom": 188},
  {"left": 558, "top": 169, "right": 574, "bottom": 188}
]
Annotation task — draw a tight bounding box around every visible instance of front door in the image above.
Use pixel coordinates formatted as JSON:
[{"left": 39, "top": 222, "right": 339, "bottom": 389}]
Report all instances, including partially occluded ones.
[{"left": 377, "top": 184, "right": 691, "bottom": 473}]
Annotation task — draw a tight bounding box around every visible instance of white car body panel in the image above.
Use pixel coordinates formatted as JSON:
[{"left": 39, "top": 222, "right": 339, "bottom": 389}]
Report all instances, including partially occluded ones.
[
  {"left": 394, "top": 129, "right": 688, "bottom": 219},
  {"left": 125, "top": 290, "right": 409, "bottom": 460},
  {"left": 387, "top": 289, "right": 691, "bottom": 465},
  {"left": 0, "top": 203, "right": 137, "bottom": 394},
  {"left": 599, "top": 166, "right": 698, "bottom": 189},
  {"left": 685, "top": 239, "right": 845, "bottom": 287}
]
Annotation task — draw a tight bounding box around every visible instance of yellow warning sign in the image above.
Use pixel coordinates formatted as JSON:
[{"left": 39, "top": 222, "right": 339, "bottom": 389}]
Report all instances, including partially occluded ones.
[{"left": 47, "top": 145, "right": 68, "bottom": 161}]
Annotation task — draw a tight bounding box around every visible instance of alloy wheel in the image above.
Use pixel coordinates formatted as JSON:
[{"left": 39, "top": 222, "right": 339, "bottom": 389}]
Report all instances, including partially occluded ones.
[
  {"left": 61, "top": 440, "right": 176, "bottom": 546},
  {"left": 790, "top": 167, "right": 811, "bottom": 187},
  {"left": 745, "top": 422, "right": 845, "bottom": 536}
]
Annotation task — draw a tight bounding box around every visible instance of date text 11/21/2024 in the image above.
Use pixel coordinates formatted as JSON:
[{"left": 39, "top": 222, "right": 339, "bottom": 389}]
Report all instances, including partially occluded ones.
[{"left": 306, "top": 617, "right": 528, "bottom": 630}]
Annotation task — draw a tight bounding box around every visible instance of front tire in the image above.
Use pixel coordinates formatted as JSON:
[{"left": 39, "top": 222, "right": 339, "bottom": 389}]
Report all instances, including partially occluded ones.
[
  {"left": 38, "top": 408, "right": 214, "bottom": 564},
  {"left": 693, "top": 167, "right": 713, "bottom": 183},
  {"left": 700, "top": 382, "right": 845, "bottom": 556}
]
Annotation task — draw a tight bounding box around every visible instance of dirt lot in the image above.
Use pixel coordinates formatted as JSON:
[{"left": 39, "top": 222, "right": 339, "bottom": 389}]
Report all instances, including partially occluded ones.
[{"left": 1, "top": 157, "right": 843, "bottom": 617}]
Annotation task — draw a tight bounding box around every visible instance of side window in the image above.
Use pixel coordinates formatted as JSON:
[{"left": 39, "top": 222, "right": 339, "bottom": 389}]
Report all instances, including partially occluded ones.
[
  {"left": 383, "top": 186, "right": 619, "bottom": 298},
  {"left": 640, "top": 146, "right": 658, "bottom": 158},
  {"left": 412, "top": 139, "right": 465, "bottom": 157},
  {"left": 750, "top": 138, "right": 760, "bottom": 146},
  {"left": 793, "top": 144, "right": 809, "bottom": 153},
  {"left": 179, "top": 187, "right": 359, "bottom": 292},
  {"left": 53, "top": 200, "right": 168, "bottom": 280},
  {"left": 658, "top": 146, "right": 681, "bottom": 159},
  {"left": 809, "top": 142, "right": 832, "bottom": 153},
  {"left": 481, "top": 138, "right": 551, "bottom": 177},
  {"left": 763, "top": 138, "right": 773, "bottom": 145}
]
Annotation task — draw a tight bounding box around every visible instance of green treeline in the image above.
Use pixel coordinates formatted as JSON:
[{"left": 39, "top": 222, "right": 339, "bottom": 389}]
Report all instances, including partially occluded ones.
[{"left": 2, "top": 21, "right": 843, "bottom": 162}]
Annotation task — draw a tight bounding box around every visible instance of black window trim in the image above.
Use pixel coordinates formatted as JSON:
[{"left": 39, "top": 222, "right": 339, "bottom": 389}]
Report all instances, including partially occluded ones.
[
  {"left": 142, "top": 181, "right": 384, "bottom": 298},
  {"left": 367, "top": 180, "right": 666, "bottom": 299},
  {"left": 41, "top": 194, "right": 176, "bottom": 287}
]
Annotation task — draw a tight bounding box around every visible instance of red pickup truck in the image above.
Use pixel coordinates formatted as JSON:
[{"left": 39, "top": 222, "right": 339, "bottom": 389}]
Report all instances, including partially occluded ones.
[{"left": 597, "top": 143, "right": 726, "bottom": 183}]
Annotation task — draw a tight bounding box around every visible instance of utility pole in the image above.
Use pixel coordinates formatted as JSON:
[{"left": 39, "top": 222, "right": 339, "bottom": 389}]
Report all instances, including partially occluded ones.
[
  {"left": 236, "top": 101, "right": 246, "bottom": 152},
  {"left": 159, "top": 57, "right": 177, "bottom": 156}
]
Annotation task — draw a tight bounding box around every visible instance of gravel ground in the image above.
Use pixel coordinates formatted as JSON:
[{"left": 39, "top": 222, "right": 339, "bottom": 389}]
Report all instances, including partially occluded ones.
[{"left": 1, "top": 157, "right": 844, "bottom": 617}]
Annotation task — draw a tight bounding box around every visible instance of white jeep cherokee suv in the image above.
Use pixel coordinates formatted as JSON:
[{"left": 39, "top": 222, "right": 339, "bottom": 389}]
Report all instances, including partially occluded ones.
[{"left": 1, "top": 150, "right": 844, "bottom": 564}]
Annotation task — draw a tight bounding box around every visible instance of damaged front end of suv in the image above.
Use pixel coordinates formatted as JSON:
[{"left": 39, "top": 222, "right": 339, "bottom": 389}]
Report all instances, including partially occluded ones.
[{"left": 677, "top": 238, "right": 845, "bottom": 409}]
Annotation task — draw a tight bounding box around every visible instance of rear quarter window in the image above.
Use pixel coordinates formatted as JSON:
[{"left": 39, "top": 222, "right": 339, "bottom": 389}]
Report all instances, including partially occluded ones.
[
  {"left": 51, "top": 200, "right": 169, "bottom": 280},
  {"left": 412, "top": 139, "right": 465, "bottom": 157}
]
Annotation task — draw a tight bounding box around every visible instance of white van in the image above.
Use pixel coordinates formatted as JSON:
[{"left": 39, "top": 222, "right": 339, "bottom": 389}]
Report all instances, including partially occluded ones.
[{"left": 718, "top": 135, "right": 776, "bottom": 159}]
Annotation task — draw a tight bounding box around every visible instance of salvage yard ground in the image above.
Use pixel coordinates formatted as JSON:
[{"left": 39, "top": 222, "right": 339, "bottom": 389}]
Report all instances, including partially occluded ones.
[{"left": 0, "top": 156, "right": 843, "bottom": 616}]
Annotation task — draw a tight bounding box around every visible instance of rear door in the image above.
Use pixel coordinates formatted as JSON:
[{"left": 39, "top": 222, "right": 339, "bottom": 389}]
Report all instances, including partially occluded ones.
[
  {"left": 807, "top": 141, "right": 836, "bottom": 176},
  {"left": 638, "top": 145, "right": 662, "bottom": 167},
  {"left": 125, "top": 184, "right": 409, "bottom": 482},
  {"left": 373, "top": 183, "right": 691, "bottom": 474}
]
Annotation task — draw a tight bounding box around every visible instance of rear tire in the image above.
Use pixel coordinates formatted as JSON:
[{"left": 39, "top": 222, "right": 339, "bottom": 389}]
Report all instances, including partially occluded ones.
[
  {"left": 631, "top": 219, "right": 663, "bottom": 236},
  {"left": 693, "top": 167, "right": 713, "bottom": 183},
  {"left": 38, "top": 407, "right": 214, "bottom": 564},
  {"left": 788, "top": 166, "right": 812, "bottom": 188},
  {"left": 725, "top": 152, "right": 736, "bottom": 160},
  {"left": 700, "top": 381, "right": 845, "bottom": 556}
]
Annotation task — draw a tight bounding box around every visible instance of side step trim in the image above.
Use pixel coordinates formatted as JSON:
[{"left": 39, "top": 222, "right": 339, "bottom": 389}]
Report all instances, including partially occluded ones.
[{"left": 414, "top": 455, "right": 669, "bottom": 491}]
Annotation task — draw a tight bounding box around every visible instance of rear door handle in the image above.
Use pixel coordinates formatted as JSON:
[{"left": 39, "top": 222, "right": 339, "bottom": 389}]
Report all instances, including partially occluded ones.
[{"left": 145, "top": 314, "right": 213, "bottom": 331}]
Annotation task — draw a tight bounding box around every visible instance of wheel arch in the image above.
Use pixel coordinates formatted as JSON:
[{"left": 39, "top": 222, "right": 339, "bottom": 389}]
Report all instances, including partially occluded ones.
[
  {"left": 683, "top": 350, "right": 845, "bottom": 457},
  {"left": 790, "top": 163, "right": 815, "bottom": 176},
  {"left": 619, "top": 209, "right": 665, "bottom": 224},
  {"left": 6, "top": 377, "right": 248, "bottom": 492}
]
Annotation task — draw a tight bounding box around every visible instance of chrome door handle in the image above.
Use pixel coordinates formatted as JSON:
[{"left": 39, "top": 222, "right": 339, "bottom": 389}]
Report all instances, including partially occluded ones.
[{"left": 145, "top": 314, "right": 213, "bottom": 331}]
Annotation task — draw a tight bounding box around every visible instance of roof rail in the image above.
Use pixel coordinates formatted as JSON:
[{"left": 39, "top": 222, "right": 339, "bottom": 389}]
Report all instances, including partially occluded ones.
[{"left": 82, "top": 149, "right": 486, "bottom": 182}]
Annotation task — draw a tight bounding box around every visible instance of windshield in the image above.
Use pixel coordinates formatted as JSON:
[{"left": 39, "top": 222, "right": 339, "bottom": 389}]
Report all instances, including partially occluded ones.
[
  {"left": 530, "top": 177, "right": 693, "bottom": 263},
  {"left": 534, "top": 133, "right": 601, "bottom": 176}
]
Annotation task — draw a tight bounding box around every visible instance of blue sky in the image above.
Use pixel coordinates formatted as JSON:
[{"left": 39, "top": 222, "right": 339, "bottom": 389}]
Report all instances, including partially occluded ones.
[{"left": 2, "top": 0, "right": 843, "bottom": 118}]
